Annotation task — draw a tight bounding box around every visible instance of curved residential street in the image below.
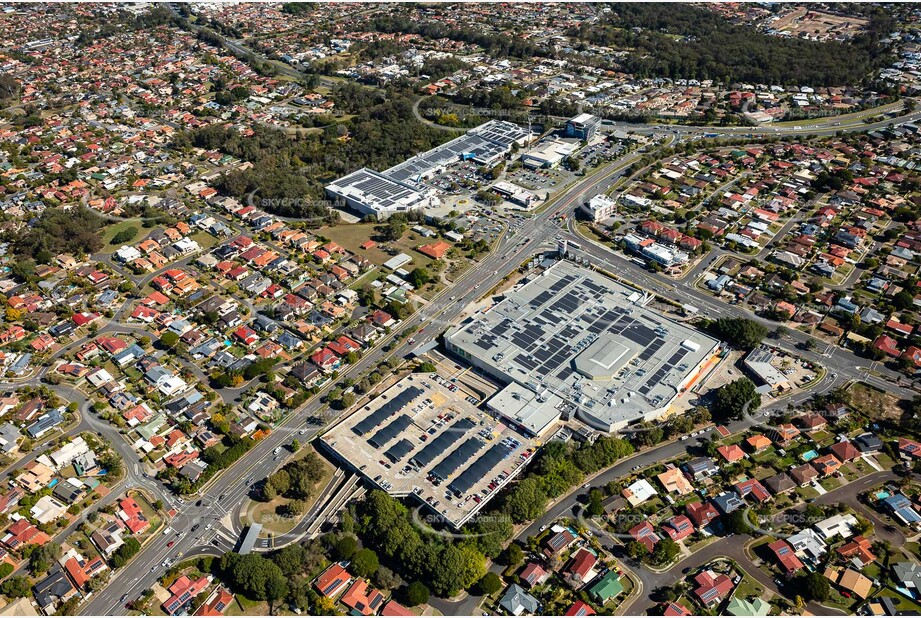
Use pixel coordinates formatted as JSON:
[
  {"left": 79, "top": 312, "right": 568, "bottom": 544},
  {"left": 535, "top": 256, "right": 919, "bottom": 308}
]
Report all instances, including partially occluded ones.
[{"left": 36, "top": 52, "right": 914, "bottom": 614}]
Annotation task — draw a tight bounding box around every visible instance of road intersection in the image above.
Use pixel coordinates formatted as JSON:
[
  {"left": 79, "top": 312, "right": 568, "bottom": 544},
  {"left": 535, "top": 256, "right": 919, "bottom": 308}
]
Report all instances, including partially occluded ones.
[{"left": 72, "top": 102, "right": 921, "bottom": 614}]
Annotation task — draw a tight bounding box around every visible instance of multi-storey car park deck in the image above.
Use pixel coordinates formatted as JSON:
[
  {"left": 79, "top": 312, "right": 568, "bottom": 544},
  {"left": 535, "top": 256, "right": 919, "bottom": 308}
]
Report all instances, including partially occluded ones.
[
  {"left": 445, "top": 261, "right": 721, "bottom": 434},
  {"left": 320, "top": 373, "right": 536, "bottom": 529}
]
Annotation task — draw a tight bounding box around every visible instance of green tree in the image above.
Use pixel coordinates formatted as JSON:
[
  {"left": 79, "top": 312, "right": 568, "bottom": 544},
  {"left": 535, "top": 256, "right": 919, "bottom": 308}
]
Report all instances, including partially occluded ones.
[
  {"left": 626, "top": 541, "right": 649, "bottom": 560},
  {"left": 219, "top": 552, "right": 287, "bottom": 602},
  {"left": 476, "top": 572, "right": 503, "bottom": 596},
  {"left": 334, "top": 535, "right": 358, "bottom": 560},
  {"left": 503, "top": 477, "right": 548, "bottom": 523},
  {"left": 502, "top": 543, "right": 524, "bottom": 566},
  {"left": 374, "top": 566, "right": 402, "bottom": 590},
  {"left": 713, "top": 378, "right": 761, "bottom": 421},
  {"left": 724, "top": 510, "right": 753, "bottom": 535},
  {"left": 586, "top": 488, "right": 604, "bottom": 517},
  {"left": 0, "top": 576, "right": 30, "bottom": 598},
  {"left": 29, "top": 543, "right": 62, "bottom": 575},
  {"left": 351, "top": 548, "right": 380, "bottom": 578},
  {"left": 264, "top": 570, "right": 288, "bottom": 614},
  {"left": 111, "top": 226, "right": 139, "bottom": 245},
  {"left": 407, "top": 268, "right": 432, "bottom": 288},
  {"left": 471, "top": 517, "right": 513, "bottom": 560},
  {"left": 710, "top": 317, "right": 768, "bottom": 349},
  {"left": 652, "top": 538, "right": 680, "bottom": 565},
  {"left": 111, "top": 537, "right": 141, "bottom": 568},
  {"left": 160, "top": 331, "right": 180, "bottom": 349},
  {"left": 800, "top": 571, "right": 830, "bottom": 602},
  {"left": 272, "top": 543, "right": 307, "bottom": 577},
  {"left": 379, "top": 216, "right": 407, "bottom": 241},
  {"left": 406, "top": 581, "right": 430, "bottom": 606}
]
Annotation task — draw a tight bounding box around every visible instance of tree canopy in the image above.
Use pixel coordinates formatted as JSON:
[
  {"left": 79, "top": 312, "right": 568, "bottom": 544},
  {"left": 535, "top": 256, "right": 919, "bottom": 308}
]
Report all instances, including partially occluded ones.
[
  {"left": 571, "top": 4, "right": 895, "bottom": 87},
  {"left": 713, "top": 378, "right": 761, "bottom": 421},
  {"left": 354, "top": 490, "right": 486, "bottom": 597},
  {"left": 709, "top": 317, "right": 768, "bottom": 350},
  {"left": 12, "top": 206, "right": 103, "bottom": 262},
  {"left": 219, "top": 552, "right": 288, "bottom": 603}
]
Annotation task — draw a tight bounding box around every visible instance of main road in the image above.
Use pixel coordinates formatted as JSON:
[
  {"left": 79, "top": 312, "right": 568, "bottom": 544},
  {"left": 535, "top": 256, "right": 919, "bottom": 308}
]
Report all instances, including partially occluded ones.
[
  {"left": 80, "top": 101, "right": 921, "bottom": 614},
  {"left": 78, "top": 133, "right": 655, "bottom": 615}
]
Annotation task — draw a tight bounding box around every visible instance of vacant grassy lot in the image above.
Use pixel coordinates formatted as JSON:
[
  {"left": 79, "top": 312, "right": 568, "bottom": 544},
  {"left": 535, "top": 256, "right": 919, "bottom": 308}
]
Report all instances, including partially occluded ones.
[
  {"left": 848, "top": 381, "right": 904, "bottom": 422},
  {"left": 101, "top": 218, "right": 144, "bottom": 247},
  {"left": 320, "top": 222, "right": 445, "bottom": 271}
]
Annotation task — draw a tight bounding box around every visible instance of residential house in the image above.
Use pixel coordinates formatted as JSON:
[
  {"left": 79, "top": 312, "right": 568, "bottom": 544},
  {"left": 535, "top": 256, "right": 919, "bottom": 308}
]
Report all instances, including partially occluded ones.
[
  {"left": 824, "top": 567, "right": 872, "bottom": 599},
  {"left": 340, "top": 579, "right": 385, "bottom": 616},
  {"left": 589, "top": 571, "right": 624, "bottom": 605},
  {"left": 767, "top": 540, "right": 804, "bottom": 576},
  {"left": 499, "top": 584, "right": 540, "bottom": 616},
  {"left": 693, "top": 570, "right": 734, "bottom": 608},
  {"left": 314, "top": 563, "right": 353, "bottom": 599},
  {"left": 683, "top": 457, "right": 719, "bottom": 481},
  {"left": 658, "top": 466, "right": 694, "bottom": 495},
  {"left": 686, "top": 501, "right": 719, "bottom": 528},
  {"left": 519, "top": 562, "right": 550, "bottom": 589}
]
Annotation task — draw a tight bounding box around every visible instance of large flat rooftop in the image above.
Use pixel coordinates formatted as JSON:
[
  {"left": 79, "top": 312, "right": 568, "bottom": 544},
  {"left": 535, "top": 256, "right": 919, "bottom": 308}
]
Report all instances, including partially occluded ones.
[
  {"left": 385, "top": 120, "right": 528, "bottom": 183},
  {"left": 325, "top": 168, "right": 427, "bottom": 213},
  {"left": 320, "top": 373, "right": 535, "bottom": 529},
  {"left": 445, "top": 261, "right": 720, "bottom": 432},
  {"left": 325, "top": 120, "right": 528, "bottom": 217}
]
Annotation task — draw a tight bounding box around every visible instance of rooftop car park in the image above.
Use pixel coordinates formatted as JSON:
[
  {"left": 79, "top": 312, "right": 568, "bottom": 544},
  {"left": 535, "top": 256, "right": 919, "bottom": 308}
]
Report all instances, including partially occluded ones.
[{"left": 320, "top": 373, "right": 536, "bottom": 528}]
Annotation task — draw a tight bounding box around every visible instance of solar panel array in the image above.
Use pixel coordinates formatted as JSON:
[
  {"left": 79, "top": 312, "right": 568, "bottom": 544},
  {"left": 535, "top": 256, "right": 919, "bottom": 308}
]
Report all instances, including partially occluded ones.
[
  {"left": 470, "top": 120, "right": 529, "bottom": 147},
  {"left": 353, "top": 387, "right": 422, "bottom": 436},
  {"left": 329, "top": 168, "right": 421, "bottom": 209},
  {"left": 384, "top": 438, "right": 415, "bottom": 463},
  {"left": 411, "top": 418, "right": 476, "bottom": 468},
  {"left": 446, "top": 262, "right": 719, "bottom": 429},
  {"left": 430, "top": 437, "right": 485, "bottom": 481},
  {"left": 383, "top": 120, "right": 529, "bottom": 184},
  {"left": 448, "top": 442, "right": 513, "bottom": 496},
  {"left": 368, "top": 414, "right": 413, "bottom": 449}
]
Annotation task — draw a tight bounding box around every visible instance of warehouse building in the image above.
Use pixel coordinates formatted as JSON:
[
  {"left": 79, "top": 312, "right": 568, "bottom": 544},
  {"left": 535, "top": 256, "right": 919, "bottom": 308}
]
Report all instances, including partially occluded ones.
[
  {"left": 743, "top": 346, "right": 792, "bottom": 392},
  {"left": 491, "top": 181, "right": 538, "bottom": 208},
  {"left": 324, "top": 168, "right": 436, "bottom": 220},
  {"left": 445, "top": 261, "right": 720, "bottom": 433},
  {"left": 520, "top": 138, "right": 579, "bottom": 169}
]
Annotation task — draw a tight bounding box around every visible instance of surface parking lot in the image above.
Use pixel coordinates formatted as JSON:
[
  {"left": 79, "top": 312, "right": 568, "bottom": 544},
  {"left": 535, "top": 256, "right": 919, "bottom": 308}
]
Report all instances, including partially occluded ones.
[
  {"left": 506, "top": 166, "right": 569, "bottom": 191},
  {"left": 426, "top": 162, "right": 492, "bottom": 194},
  {"left": 321, "top": 373, "right": 536, "bottom": 527},
  {"left": 580, "top": 139, "right": 626, "bottom": 167}
]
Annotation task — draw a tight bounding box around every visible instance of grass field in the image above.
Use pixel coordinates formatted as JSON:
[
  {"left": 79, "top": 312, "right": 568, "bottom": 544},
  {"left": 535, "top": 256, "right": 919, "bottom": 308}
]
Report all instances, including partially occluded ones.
[
  {"left": 320, "top": 222, "right": 444, "bottom": 271},
  {"left": 225, "top": 594, "right": 267, "bottom": 616},
  {"left": 239, "top": 446, "right": 335, "bottom": 536},
  {"left": 101, "top": 218, "right": 144, "bottom": 247},
  {"left": 191, "top": 230, "right": 220, "bottom": 251},
  {"left": 733, "top": 573, "right": 765, "bottom": 602}
]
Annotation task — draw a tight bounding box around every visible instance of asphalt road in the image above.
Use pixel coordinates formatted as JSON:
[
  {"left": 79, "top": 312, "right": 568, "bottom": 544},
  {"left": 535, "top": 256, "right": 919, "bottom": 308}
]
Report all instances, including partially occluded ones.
[
  {"left": 77, "top": 101, "right": 921, "bottom": 614},
  {"left": 77, "top": 148, "right": 637, "bottom": 616},
  {"left": 619, "top": 470, "right": 896, "bottom": 616}
]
